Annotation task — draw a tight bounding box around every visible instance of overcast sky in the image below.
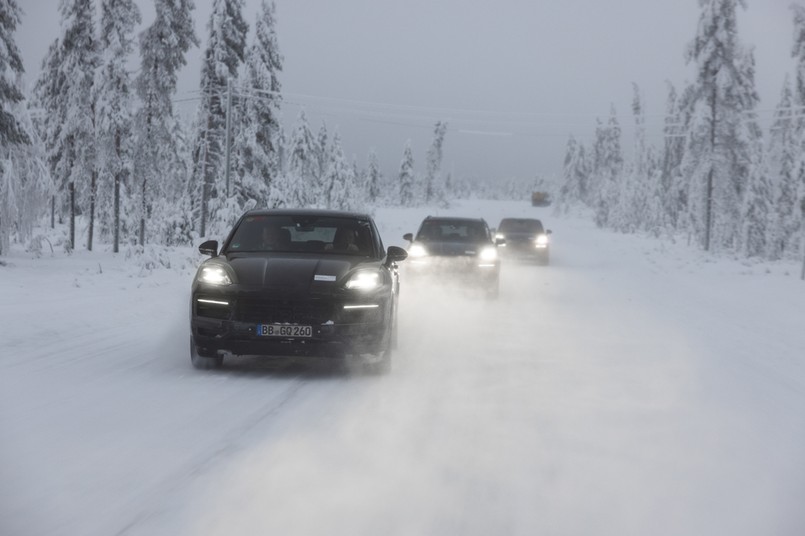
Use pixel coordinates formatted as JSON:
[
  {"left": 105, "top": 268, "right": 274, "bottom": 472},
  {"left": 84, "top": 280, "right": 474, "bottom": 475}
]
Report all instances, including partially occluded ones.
[{"left": 16, "top": 0, "right": 796, "bottom": 185}]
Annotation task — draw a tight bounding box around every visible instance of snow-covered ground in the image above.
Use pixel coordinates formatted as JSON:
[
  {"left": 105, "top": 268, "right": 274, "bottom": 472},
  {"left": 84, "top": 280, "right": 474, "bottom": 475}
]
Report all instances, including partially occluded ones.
[{"left": 2, "top": 199, "right": 805, "bottom": 536}]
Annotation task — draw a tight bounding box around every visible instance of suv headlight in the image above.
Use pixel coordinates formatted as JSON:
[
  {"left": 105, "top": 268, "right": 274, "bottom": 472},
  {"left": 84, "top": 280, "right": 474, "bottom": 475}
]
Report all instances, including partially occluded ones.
[
  {"left": 479, "top": 247, "right": 498, "bottom": 261},
  {"left": 346, "top": 270, "right": 382, "bottom": 290},
  {"left": 408, "top": 243, "right": 427, "bottom": 258},
  {"left": 535, "top": 234, "right": 549, "bottom": 247},
  {"left": 198, "top": 266, "right": 232, "bottom": 285}
]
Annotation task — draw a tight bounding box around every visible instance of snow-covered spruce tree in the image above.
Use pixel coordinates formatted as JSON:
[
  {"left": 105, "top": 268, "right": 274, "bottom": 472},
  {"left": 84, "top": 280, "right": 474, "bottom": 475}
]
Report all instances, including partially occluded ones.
[
  {"left": 351, "top": 156, "right": 368, "bottom": 210},
  {"left": 315, "top": 120, "right": 329, "bottom": 188},
  {"left": 740, "top": 148, "right": 772, "bottom": 257},
  {"left": 660, "top": 82, "right": 688, "bottom": 229},
  {"left": 286, "top": 108, "right": 319, "bottom": 207},
  {"left": 0, "top": 0, "right": 29, "bottom": 256},
  {"left": 2, "top": 102, "right": 53, "bottom": 255},
  {"left": 192, "top": 0, "right": 248, "bottom": 237},
  {"left": 766, "top": 76, "right": 800, "bottom": 259},
  {"left": 591, "top": 106, "right": 623, "bottom": 228},
  {"left": 323, "top": 132, "right": 357, "bottom": 211},
  {"left": 627, "top": 84, "right": 664, "bottom": 235},
  {"left": 557, "top": 135, "right": 587, "bottom": 213},
  {"left": 232, "top": 0, "right": 283, "bottom": 211},
  {"left": 56, "top": 0, "right": 100, "bottom": 251},
  {"left": 423, "top": 121, "right": 447, "bottom": 205},
  {"left": 734, "top": 49, "right": 765, "bottom": 255},
  {"left": 366, "top": 149, "right": 382, "bottom": 205},
  {"left": 134, "top": 0, "right": 198, "bottom": 247},
  {"left": 95, "top": 0, "right": 140, "bottom": 253},
  {"left": 788, "top": 4, "right": 805, "bottom": 260},
  {"left": 397, "top": 140, "right": 416, "bottom": 207},
  {"left": 0, "top": 0, "right": 28, "bottom": 149},
  {"left": 683, "top": 0, "right": 760, "bottom": 252},
  {"left": 33, "top": 39, "right": 66, "bottom": 230}
]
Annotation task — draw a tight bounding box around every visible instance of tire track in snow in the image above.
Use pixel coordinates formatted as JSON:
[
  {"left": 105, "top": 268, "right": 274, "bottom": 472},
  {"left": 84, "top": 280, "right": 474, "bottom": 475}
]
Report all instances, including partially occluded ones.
[{"left": 113, "top": 376, "right": 308, "bottom": 536}]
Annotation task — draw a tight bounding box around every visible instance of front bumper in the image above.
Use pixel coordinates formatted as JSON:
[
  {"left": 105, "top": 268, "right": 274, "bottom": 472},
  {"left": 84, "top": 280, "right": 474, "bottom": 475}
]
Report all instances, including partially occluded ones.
[
  {"left": 404, "top": 256, "right": 499, "bottom": 285},
  {"left": 499, "top": 243, "right": 549, "bottom": 261},
  {"left": 191, "top": 291, "right": 391, "bottom": 359}
]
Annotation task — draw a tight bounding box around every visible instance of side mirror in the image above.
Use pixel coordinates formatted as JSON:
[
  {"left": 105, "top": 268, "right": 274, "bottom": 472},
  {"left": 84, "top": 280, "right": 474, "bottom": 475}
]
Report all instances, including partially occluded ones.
[
  {"left": 403, "top": 233, "right": 413, "bottom": 242},
  {"left": 199, "top": 240, "right": 218, "bottom": 257},
  {"left": 385, "top": 245, "right": 408, "bottom": 266},
  {"left": 546, "top": 229, "right": 552, "bottom": 235}
]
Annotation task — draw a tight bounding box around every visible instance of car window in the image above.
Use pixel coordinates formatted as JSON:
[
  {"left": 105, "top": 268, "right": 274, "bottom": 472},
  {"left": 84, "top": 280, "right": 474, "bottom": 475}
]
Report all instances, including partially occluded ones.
[{"left": 227, "top": 215, "right": 375, "bottom": 256}]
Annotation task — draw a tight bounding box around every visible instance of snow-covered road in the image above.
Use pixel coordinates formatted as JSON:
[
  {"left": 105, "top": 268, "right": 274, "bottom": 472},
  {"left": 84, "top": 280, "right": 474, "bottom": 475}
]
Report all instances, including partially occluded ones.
[{"left": 2, "top": 201, "right": 805, "bottom": 535}]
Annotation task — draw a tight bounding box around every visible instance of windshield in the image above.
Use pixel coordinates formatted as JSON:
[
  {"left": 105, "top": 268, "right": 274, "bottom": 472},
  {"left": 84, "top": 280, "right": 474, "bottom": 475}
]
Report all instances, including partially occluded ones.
[
  {"left": 498, "top": 219, "right": 544, "bottom": 234},
  {"left": 226, "top": 215, "right": 375, "bottom": 256},
  {"left": 416, "top": 220, "right": 488, "bottom": 242}
]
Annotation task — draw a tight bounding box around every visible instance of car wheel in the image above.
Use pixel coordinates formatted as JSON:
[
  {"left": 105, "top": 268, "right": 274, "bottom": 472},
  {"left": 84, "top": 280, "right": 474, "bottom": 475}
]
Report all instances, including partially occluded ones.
[{"left": 190, "top": 336, "right": 223, "bottom": 370}]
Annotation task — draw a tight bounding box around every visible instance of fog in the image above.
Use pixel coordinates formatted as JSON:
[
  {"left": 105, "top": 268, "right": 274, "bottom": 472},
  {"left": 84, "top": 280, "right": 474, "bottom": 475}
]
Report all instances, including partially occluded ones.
[{"left": 3, "top": 200, "right": 804, "bottom": 535}]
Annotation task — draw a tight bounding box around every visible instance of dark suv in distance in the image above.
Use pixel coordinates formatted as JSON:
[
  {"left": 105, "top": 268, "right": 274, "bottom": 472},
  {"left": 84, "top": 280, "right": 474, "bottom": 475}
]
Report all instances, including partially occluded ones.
[
  {"left": 190, "top": 209, "right": 408, "bottom": 372},
  {"left": 403, "top": 216, "right": 502, "bottom": 299},
  {"left": 494, "top": 217, "right": 552, "bottom": 264}
]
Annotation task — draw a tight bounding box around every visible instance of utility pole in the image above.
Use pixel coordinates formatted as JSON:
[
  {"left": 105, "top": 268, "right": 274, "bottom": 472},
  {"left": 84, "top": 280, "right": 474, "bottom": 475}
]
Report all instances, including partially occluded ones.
[{"left": 224, "top": 78, "right": 233, "bottom": 199}]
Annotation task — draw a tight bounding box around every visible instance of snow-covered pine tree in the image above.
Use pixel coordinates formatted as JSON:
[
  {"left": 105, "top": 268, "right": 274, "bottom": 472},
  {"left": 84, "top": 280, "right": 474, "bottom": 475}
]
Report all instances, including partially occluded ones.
[
  {"left": 423, "top": 121, "right": 447, "bottom": 205},
  {"left": 323, "top": 132, "right": 356, "bottom": 211},
  {"left": 630, "top": 84, "right": 664, "bottom": 235},
  {"left": 287, "top": 108, "right": 318, "bottom": 207},
  {"left": 56, "top": 0, "right": 100, "bottom": 251},
  {"left": 661, "top": 82, "right": 686, "bottom": 229},
  {"left": 611, "top": 84, "right": 651, "bottom": 233},
  {"left": 33, "top": 39, "right": 66, "bottom": 230},
  {"left": 95, "top": 0, "right": 140, "bottom": 253},
  {"left": 789, "top": 4, "right": 805, "bottom": 260},
  {"left": 397, "top": 140, "right": 415, "bottom": 207},
  {"left": 232, "top": 0, "right": 282, "bottom": 211},
  {"left": 366, "top": 149, "right": 382, "bottom": 205},
  {"left": 0, "top": 0, "right": 27, "bottom": 149},
  {"left": 134, "top": 0, "right": 198, "bottom": 247},
  {"left": 315, "top": 120, "right": 329, "bottom": 189},
  {"left": 351, "top": 155, "right": 367, "bottom": 210},
  {"left": 767, "top": 76, "right": 800, "bottom": 259},
  {"left": 683, "top": 0, "right": 759, "bottom": 252},
  {"left": 591, "top": 106, "right": 623, "bottom": 228},
  {"left": 192, "top": 0, "right": 248, "bottom": 237},
  {"left": 2, "top": 101, "right": 53, "bottom": 255},
  {"left": 0, "top": 0, "right": 32, "bottom": 256},
  {"left": 740, "top": 147, "right": 772, "bottom": 257},
  {"left": 557, "top": 135, "right": 584, "bottom": 212}
]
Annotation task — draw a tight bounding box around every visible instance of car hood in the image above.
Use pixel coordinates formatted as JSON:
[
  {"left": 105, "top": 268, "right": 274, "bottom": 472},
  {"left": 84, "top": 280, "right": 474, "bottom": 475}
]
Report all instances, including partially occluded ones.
[
  {"left": 225, "top": 253, "right": 367, "bottom": 292},
  {"left": 417, "top": 240, "right": 488, "bottom": 256}
]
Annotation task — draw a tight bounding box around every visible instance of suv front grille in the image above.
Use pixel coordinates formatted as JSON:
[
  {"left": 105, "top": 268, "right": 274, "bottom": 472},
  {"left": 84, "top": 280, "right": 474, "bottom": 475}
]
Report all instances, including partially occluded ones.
[{"left": 236, "top": 298, "right": 336, "bottom": 324}]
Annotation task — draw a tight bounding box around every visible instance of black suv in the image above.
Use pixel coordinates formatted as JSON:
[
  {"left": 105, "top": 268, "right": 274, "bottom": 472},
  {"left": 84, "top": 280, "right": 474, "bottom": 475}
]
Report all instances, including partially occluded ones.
[
  {"left": 494, "top": 217, "right": 551, "bottom": 265},
  {"left": 403, "top": 216, "right": 502, "bottom": 299},
  {"left": 190, "top": 209, "right": 407, "bottom": 372}
]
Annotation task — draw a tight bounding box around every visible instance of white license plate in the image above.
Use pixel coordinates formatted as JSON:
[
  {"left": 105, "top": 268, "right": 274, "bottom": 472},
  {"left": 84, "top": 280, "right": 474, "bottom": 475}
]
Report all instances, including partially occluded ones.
[{"left": 257, "top": 324, "right": 313, "bottom": 338}]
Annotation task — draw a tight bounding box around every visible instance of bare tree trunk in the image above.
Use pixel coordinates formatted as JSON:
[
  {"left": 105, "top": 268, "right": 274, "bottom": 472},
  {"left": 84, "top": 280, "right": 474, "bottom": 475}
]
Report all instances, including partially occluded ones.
[
  {"left": 88, "top": 169, "right": 96, "bottom": 251},
  {"left": 200, "top": 134, "right": 209, "bottom": 238},
  {"left": 114, "top": 131, "right": 121, "bottom": 253},
  {"left": 139, "top": 176, "right": 146, "bottom": 246},
  {"left": 704, "top": 84, "right": 717, "bottom": 252},
  {"left": 69, "top": 181, "right": 75, "bottom": 251}
]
